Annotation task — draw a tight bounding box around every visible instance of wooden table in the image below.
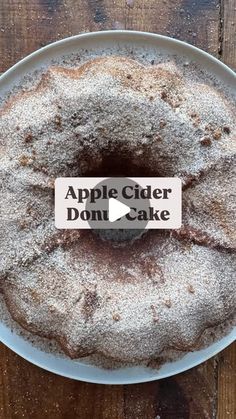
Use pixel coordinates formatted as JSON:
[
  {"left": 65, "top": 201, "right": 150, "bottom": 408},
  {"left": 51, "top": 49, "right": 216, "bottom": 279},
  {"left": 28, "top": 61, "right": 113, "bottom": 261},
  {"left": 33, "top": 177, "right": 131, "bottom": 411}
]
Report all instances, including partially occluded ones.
[{"left": 0, "top": 1, "right": 235, "bottom": 418}]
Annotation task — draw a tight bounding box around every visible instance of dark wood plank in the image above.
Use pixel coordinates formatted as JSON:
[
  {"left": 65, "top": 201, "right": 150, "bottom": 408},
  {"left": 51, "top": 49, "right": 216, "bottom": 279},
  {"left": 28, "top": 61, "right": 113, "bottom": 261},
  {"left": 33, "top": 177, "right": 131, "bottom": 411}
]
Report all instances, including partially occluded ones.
[
  {"left": 0, "top": 1, "right": 235, "bottom": 418},
  {"left": 0, "top": 0, "right": 221, "bottom": 73},
  {"left": 0, "top": 342, "right": 220, "bottom": 419},
  {"left": 124, "top": 359, "right": 217, "bottom": 419},
  {"left": 221, "top": 0, "right": 236, "bottom": 69},
  {"left": 218, "top": 343, "right": 236, "bottom": 419},
  {"left": 217, "top": 2, "right": 236, "bottom": 417},
  {"left": 0, "top": 343, "right": 125, "bottom": 419}
]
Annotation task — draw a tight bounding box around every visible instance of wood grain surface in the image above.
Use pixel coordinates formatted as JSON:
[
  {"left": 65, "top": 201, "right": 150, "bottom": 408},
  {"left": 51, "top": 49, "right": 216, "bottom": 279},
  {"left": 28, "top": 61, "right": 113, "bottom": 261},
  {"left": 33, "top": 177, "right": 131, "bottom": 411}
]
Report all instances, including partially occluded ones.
[{"left": 0, "top": 1, "right": 235, "bottom": 418}]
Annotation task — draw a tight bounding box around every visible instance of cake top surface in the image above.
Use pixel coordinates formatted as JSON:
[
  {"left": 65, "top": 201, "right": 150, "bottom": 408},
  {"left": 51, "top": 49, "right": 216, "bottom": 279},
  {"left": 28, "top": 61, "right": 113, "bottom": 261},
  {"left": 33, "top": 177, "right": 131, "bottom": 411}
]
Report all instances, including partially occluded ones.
[{"left": 0, "top": 51, "right": 235, "bottom": 364}]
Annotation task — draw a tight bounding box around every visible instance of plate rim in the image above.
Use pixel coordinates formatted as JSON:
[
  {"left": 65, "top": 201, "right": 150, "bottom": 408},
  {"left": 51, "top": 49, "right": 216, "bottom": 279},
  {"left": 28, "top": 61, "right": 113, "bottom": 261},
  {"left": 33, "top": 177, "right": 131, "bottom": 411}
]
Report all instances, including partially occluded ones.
[
  {"left": 1, "top": 322, "right": 235, "bottom": 385},
  {"left": 1, "top": 30, "right": 236, "bottom": 81},
  {"left": 0, "top": 30, "right": 235, "bottom": 384}
]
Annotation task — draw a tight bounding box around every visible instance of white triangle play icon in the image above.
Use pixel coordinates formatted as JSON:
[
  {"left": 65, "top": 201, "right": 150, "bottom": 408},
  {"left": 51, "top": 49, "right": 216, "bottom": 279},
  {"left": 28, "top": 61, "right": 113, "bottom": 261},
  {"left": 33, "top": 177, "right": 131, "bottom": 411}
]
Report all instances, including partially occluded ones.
[{"left": 108, "top": 198, "right": 131, "bottom": 223}]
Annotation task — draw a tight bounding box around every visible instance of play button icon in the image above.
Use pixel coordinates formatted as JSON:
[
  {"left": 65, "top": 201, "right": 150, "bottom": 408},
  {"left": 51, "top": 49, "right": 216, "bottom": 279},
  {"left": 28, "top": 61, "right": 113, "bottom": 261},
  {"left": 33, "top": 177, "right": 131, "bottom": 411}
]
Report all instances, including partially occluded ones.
[
  {"left": 85, "top": 177, "right": 150, "bottom": 232},
  {"left": 108, "top": 198, "right": 130, "bottom": 222}
]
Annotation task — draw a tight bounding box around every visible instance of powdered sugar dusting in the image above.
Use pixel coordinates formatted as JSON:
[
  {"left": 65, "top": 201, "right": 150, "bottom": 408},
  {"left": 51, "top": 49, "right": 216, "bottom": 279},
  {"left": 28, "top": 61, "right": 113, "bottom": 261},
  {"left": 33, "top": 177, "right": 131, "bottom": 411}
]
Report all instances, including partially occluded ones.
[{"left": 0, "top": 47, "right": 235, "bottom": 365}]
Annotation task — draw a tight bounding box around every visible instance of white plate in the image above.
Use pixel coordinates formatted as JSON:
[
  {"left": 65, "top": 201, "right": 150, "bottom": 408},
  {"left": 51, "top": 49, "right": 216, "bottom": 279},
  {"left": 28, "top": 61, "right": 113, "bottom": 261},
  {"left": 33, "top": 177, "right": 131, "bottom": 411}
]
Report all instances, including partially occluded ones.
[{"left": 0, "top": 30, "right": 235, "bottom": 384}]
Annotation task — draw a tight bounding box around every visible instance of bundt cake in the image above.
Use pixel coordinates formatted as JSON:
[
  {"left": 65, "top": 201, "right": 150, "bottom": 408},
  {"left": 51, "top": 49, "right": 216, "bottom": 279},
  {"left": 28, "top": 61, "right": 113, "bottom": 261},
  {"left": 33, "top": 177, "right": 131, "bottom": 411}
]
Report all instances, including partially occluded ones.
[{"left": 0, "top": 56, "right": 235, "bottom": 363}]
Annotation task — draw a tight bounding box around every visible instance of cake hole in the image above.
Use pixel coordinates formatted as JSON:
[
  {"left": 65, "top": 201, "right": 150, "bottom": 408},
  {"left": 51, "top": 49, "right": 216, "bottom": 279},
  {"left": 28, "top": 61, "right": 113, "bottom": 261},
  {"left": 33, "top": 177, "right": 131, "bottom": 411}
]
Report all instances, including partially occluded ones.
[
  {"left": 93, "top": 228, "right": 147, "bottom": 244},
  {"left": 75, "top": 150, "right": 162, "bottom": 243},
  {"left": 76, "top": 149, "right": 165, "bottom": 178}
]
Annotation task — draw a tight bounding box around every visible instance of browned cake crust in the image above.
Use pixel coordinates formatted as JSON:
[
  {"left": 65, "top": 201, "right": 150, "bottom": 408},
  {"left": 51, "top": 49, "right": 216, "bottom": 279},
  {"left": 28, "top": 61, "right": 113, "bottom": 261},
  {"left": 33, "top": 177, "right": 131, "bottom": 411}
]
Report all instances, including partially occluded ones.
[{"left": 0, "top": 56, "right": 235, "bottom": 363}]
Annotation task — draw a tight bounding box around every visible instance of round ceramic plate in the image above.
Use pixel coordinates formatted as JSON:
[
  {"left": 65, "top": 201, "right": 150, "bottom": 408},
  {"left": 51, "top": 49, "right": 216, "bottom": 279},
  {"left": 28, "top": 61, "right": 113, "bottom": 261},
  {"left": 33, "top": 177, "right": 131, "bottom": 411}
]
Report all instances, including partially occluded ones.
[{"left": 0, "top": 31, "right": 235, "bottom": 385}]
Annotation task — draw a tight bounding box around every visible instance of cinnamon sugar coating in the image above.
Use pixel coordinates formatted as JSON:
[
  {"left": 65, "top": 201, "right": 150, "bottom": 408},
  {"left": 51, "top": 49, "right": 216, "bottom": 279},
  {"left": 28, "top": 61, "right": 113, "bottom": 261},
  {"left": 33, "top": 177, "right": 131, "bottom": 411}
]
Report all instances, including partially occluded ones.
[{"left": 0, "top": 56, "right": 235, "bottom": 363}]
